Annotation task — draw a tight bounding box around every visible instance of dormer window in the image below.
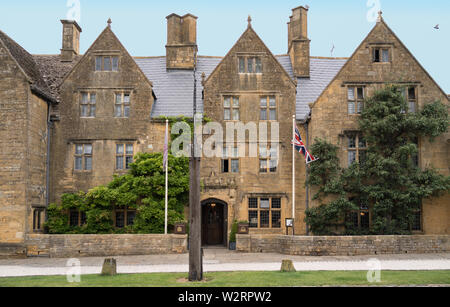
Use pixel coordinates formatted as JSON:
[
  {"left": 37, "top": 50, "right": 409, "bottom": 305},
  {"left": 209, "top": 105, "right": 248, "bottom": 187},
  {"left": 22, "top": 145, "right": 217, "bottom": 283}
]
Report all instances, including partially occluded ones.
[
  {"left": 95, "top": 56, "right": 119, "bottom": 71},
  {"left": 373, "top": 48, "right": 390, "bottom": 63},
  {"left": 238, "top": 56, "right": 262, "bottom": 73}
]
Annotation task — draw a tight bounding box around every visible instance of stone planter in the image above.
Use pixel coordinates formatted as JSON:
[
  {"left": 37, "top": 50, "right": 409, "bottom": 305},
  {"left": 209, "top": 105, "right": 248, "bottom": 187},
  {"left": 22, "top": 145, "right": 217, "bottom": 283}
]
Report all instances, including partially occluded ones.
[
  {"left": 229, "top": 242, "right": 236, "bottom": 250},
  {"left": 238, "top": 223, "right": 249, "bottom": 234},
  {"left": 174, "top": 222, "right": 186, "bottom": 235}
]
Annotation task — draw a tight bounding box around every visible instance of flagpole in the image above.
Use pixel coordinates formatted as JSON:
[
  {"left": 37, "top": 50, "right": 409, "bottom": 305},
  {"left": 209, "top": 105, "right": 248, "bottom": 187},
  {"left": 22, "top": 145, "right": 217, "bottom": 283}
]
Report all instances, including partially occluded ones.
[
  {"left": 164, "top": 119, "right": 169, "bottom": 235},
  {"left": 292, "top": 115, "right": 295, "bottom": 236}
]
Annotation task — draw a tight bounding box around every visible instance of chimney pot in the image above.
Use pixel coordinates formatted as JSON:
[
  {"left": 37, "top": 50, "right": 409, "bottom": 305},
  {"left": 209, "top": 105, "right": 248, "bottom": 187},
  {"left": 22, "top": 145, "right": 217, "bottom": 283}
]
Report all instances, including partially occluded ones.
[{"left": 60, "top": 20, "right": 82, "bottom": 62}]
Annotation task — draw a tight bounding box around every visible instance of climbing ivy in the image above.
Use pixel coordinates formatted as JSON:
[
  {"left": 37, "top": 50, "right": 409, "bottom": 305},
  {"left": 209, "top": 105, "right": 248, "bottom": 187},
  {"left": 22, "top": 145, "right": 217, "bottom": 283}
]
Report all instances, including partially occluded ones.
[{"left": 305, "top": 85, "right": 450, "bottom": 235}]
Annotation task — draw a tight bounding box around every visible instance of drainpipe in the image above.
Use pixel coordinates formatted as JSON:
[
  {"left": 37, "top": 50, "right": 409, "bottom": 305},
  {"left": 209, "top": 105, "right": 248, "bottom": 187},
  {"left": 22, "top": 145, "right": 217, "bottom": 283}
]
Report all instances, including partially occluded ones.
[{"left": 45, "top": 103, "right": 53, "bottom": 227}]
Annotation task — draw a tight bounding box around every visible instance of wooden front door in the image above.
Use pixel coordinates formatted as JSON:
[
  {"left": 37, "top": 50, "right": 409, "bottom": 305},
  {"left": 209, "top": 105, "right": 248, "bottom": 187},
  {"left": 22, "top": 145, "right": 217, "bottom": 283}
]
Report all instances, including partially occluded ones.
[{"left": 202, "top": 203, "right": 224, "bottom": 246}]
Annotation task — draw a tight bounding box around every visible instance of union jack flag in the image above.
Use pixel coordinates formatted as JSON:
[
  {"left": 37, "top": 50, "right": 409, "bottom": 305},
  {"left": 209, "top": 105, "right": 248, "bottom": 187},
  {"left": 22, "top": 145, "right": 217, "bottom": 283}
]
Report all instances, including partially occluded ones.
[{"left": 292, "top": 126, "right": 317, "bottom": 164}]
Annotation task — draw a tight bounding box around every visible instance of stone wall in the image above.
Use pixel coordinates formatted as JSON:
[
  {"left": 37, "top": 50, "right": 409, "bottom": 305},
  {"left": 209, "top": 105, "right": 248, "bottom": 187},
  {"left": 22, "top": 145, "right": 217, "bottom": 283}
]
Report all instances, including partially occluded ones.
[
  {"left": 24, "top": 234, "right": 187, "bottom": 258},
  {"left": 237, "top": 234, "right": 450, "bottom": 256}
]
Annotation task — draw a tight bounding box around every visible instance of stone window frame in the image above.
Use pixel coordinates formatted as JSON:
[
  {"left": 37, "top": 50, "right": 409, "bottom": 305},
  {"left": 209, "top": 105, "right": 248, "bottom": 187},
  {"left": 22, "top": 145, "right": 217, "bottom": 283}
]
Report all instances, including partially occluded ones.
[
  {"left": 95, "top": 55, "right": 119, "bottom": 72},
  {"left": 371, "top": 45, "right": 392, "bottom": 64},
  {"left": 74, "top": 143, "right": 93, "bottom": 172},
  {"left": 248, "top": 197, "right": 282, "bottom": 229},
  {"left": 68, "top": 209, "right": 87, "bottom": 227},
  {"left": 80, "top": 92, "right": 96, "bottom": 118},
  {"left": 221, "top": 145, "right": 239, "bottom": 174},
  {"left": 259, "top": 144, "right": 278, "bottom": 173},
  {"left": 346, "top": 198, "right": 371, "bottom": 231},
  {"left": 238, "top": 55, "right": 262, "bottom": 74},
  {"left": 223, "top": 96, "right": 240, "bottom": 121},
  {"left": 399, "top": 86, "right": 418, "bottom": 114},
  {"left": 114, "top": 92, "right": 131, "bottom": 118},
  {"left": 116, "top": 143, "right": 134, "bottom": 171},
  {"left": 260, "top": 96, "right": 277, "bottom": 121},
  {"left": 114, "top": 207, "right": 136, "bottom": 228},
  {"left": 32, "top": 207, "right": 45, "bottom": 232},
  {"left": 347, "top": 86, "right": 365, "bottom": 115},
  {"left": 346, "top": 133, "right": 367, "bottom": 167}
]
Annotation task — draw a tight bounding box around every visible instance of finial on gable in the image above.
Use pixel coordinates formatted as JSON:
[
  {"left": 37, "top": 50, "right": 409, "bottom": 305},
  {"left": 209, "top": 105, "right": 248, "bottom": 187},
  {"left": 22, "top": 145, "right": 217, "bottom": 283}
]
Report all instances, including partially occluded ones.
[
  {"left": 377, "top": 11, "right": 383, "bottom": 23},
  {"left": 107, "top": 18, "right": 112, "bottom": 28},
  {"left": 247, "top": 15, "right": 252, "bottom": 28}
]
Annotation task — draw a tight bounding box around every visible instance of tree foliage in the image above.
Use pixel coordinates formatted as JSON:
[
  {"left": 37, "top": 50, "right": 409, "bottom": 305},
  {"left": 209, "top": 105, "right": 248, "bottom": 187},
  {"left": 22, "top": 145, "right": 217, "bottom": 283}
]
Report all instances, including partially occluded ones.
[
  {"left": 46, "top": 153, "right": 189, "bottom": 234},
  {"left": 305, "top": 86, "right": 450, "bottom": 235}
]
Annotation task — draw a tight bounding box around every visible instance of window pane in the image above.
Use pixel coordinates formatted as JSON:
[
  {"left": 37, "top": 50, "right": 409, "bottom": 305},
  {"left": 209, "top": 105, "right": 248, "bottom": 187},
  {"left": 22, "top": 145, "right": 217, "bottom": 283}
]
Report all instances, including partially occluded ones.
[
  {"left": 233, "top": 97, "right": 239, "bottom": 107},
  {"left": 269, "top": 109, "right": 276, "bottom": 120},
  {"left": 84, "top": 157, "right": 92, "bottom": 170},
  {"left": 231, "top": 159, "right": 239, "bottom": 173},
  {"left": 81, "top": 105, "right": 88, "bottom": 117},
  {"left": 124, "top": 106, "right": 130, "bottom": 118},
  {"left": 84, "top": 144, "right": 92, "bottom": 154},
  {"left": 69, "top": 210, "right": 79, "bottom": 227},
  {"left": 269, "top": 159, "right": 277, "bottom": 172},
  {"left": 224, "top": 97, "right": 231, "bottom": 107},
  {"left": 90, "top": 105, "right": 96, "bottom": 117},
  {"left": 357, "top": 101, "right": 364, "bottom": 114},
  {"left": 348, "top": 102, "right": 355, "bottom": 114},
  {"left": 382, "top": 49, "right": 389, "bottom": 62},
  {"left": 75, "top": 157, "right": 82, "bottom": 170},
  {"left": 255, "top": 58, "right": 262, "bottom": 73},
  {"left": 260, "top": 211, "right": 269, "bottom": 228},
  {"left": 249, "top": 198, "right": 258, "bottom": 209},
  {"left": 348, "top": 136, "right": 356, "bottom": 148},
  {"left": 112, "top": 57, "right": 119, "bottom": 71},
  {"left": 232, "top": 108, "right": 239, "bottom": 120},
  {"left": 224, "top": 109, "right": 231, "bottom": 120},
  {"left": 90, "top": 94, "right": 96, "bottom": 104},
  {"left": 124, "top": 94, "right": 130, "bottom": 105},
  {"left": 115, "top": 211, "right": 124, "bottom": 228},
  {"left": 222, "top": 159, "right": 229, "bottom": 173},
  {"left": 408, "top": 87, "right": 416, "bottom": 100},
  {"left": 260, "top": 97, "right": 267, "bottom": 107},
  {"left": 360, "top": 211, "right": 370, "bottom": 229},
  {"left": 239, "top": 57, "right": 245, "bottom": 73},
  {"left": 127, "top": 211, "right": 136, "bottom": 226},
  {"left": 104, "top": 57, "right": 111, "bottom": 71},
  {"left": 116, "top": 156, "right": 124, "bottom": 170},
  {"left": 125, "top": 156, "right": 133, "bottom": 169},
  {"left": 357, "top": 87, "right": 364, "bottom": 100},
  {"left": 373, "top": 49, "right": 380, "bottom": 62},
  {"left": 75, "top": 145, "right": 83, "bottom": 155},
  {"left": 348, "top": 87, "right": 355, "bottom": 101},
  {"left": 249, "top": 211, "right": 258, "bottom": 228},
  {"left": 95, "top": 57, "right": 102, "bottom": 71},
  {"left": 260, "top": 198, "right": 270, "bottom": 209},
  {"left": 247, "top": 57, "right": 253, "bottom": 73},
  {"left": 412, "top": 210, "right": 421, "bottom": 231},
  {"left": 359, "top": 137, "right": 367, "bottom": 148},
  {"left": 116, "top": 94, "right": 122, "bottom": 104},
  {"left": 260, "top": 109, "right": 267, "bottom": 120},
  {"left": 115, "top": 106, "right": 122, "bottom": 117},
  {"left": 126, "top": 144, "right": 133, "bottom": 155},
  {"left": 348, "top": 151, "right": 356, "bottom": 166},
  {"left": 82, "top": 93, "right": 89, "bottom": 103},
  {"left": 222, "top": 146, "right": 228, "bottom": 158},
  {"left": 259, "top": 147, "right": 268, "bottom": 158},
  {"left": 272, "top": 211, "right": 281, "bottom": 228},
  {"left": 408, "top": 101, "right": 416, "bottom": 113},
  {"left": 272, "top": 198, "right": 281, "bottom": 209},
  {"left": 116, "top": 144, "right": 124, "bottom": 154}
]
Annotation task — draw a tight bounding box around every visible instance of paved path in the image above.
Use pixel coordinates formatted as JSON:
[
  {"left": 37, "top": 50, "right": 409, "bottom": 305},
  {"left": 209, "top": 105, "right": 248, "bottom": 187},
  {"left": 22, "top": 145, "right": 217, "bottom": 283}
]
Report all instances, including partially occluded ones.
[{"left": 0, "top": 249, "right": 449, "bottom": 277}]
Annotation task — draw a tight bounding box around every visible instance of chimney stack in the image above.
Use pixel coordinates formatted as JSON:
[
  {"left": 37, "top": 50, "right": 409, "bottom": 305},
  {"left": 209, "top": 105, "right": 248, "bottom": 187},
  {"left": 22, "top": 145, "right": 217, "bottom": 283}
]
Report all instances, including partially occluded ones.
[
  {"left": 166, "top": 13, "right": 198, "bottom": 70},
  {"left": 60, "top": 20, "right": 82, "bottom": 62},
  {"left": 287, "top": 6, "right": 310, "bottom": 78}
]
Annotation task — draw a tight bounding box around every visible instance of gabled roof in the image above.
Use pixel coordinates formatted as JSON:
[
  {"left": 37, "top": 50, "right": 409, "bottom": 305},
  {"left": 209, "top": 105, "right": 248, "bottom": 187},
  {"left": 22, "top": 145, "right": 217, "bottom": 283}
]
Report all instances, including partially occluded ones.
[
  {"left": 135, "top": 55, "right": 346, "bottom": 119},
  {"left": 0, "top": 30, "right": 57, "bottom": 103}
]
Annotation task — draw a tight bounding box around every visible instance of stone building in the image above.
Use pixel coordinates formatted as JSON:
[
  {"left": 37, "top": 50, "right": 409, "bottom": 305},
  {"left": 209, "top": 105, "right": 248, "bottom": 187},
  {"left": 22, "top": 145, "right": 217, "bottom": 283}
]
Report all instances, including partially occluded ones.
[{"left": 0, "top": 6, "right": 448, "bottom": 250}]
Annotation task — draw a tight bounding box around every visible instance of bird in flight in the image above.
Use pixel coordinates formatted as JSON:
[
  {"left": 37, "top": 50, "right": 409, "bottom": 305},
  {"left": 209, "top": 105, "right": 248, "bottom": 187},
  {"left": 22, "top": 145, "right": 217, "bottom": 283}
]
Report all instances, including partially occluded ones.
[{"left": 434, "top": 24, "right": 439, "bottom": 30}]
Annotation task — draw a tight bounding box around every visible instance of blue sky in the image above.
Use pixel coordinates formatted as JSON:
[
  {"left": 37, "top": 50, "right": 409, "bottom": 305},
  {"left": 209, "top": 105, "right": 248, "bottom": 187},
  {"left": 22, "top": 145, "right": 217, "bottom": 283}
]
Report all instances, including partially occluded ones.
[{"left": 0, "top": 0, "right": 449, "bottom": 92}]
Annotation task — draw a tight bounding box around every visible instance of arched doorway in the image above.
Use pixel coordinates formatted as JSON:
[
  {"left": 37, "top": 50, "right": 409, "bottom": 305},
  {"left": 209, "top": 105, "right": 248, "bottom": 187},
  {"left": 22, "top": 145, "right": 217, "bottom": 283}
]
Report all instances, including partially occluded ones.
[{"left": 201, "top": 199, "right": 228, "bottom": 247}]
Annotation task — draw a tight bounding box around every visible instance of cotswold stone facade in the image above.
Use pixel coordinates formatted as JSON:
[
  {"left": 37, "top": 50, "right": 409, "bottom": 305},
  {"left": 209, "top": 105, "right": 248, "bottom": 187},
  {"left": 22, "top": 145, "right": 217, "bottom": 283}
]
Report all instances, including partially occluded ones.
[{"left": 0, "top": 6, "right": 448, "bottom": 250}]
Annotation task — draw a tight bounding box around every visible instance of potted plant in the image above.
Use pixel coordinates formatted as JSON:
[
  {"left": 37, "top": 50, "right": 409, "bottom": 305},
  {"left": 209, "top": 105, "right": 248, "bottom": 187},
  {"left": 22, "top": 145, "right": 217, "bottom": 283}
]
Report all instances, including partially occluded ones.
[
  {"left": 238, "top": 220, "right": 249, "bottom": 234},
  {"left": 229, "top": 220, "right": 238, "bottom": 250}
]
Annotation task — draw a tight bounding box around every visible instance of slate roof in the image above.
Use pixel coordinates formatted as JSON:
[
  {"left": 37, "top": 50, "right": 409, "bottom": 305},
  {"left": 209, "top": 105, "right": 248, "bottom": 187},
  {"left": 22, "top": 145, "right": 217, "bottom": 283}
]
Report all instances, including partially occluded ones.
[
  {"left": 135, "top": 55, "right": 347, "bottom": 119},
  {"left": 0, "top": 30, "right": 57, "bottom": 103}
]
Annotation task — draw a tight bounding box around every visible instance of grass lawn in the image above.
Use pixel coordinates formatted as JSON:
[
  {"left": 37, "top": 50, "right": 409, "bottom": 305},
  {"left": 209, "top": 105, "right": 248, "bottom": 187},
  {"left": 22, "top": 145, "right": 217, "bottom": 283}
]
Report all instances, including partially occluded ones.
[{"left": 0, "top": 270, "right": 449, "bottom": 287}]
